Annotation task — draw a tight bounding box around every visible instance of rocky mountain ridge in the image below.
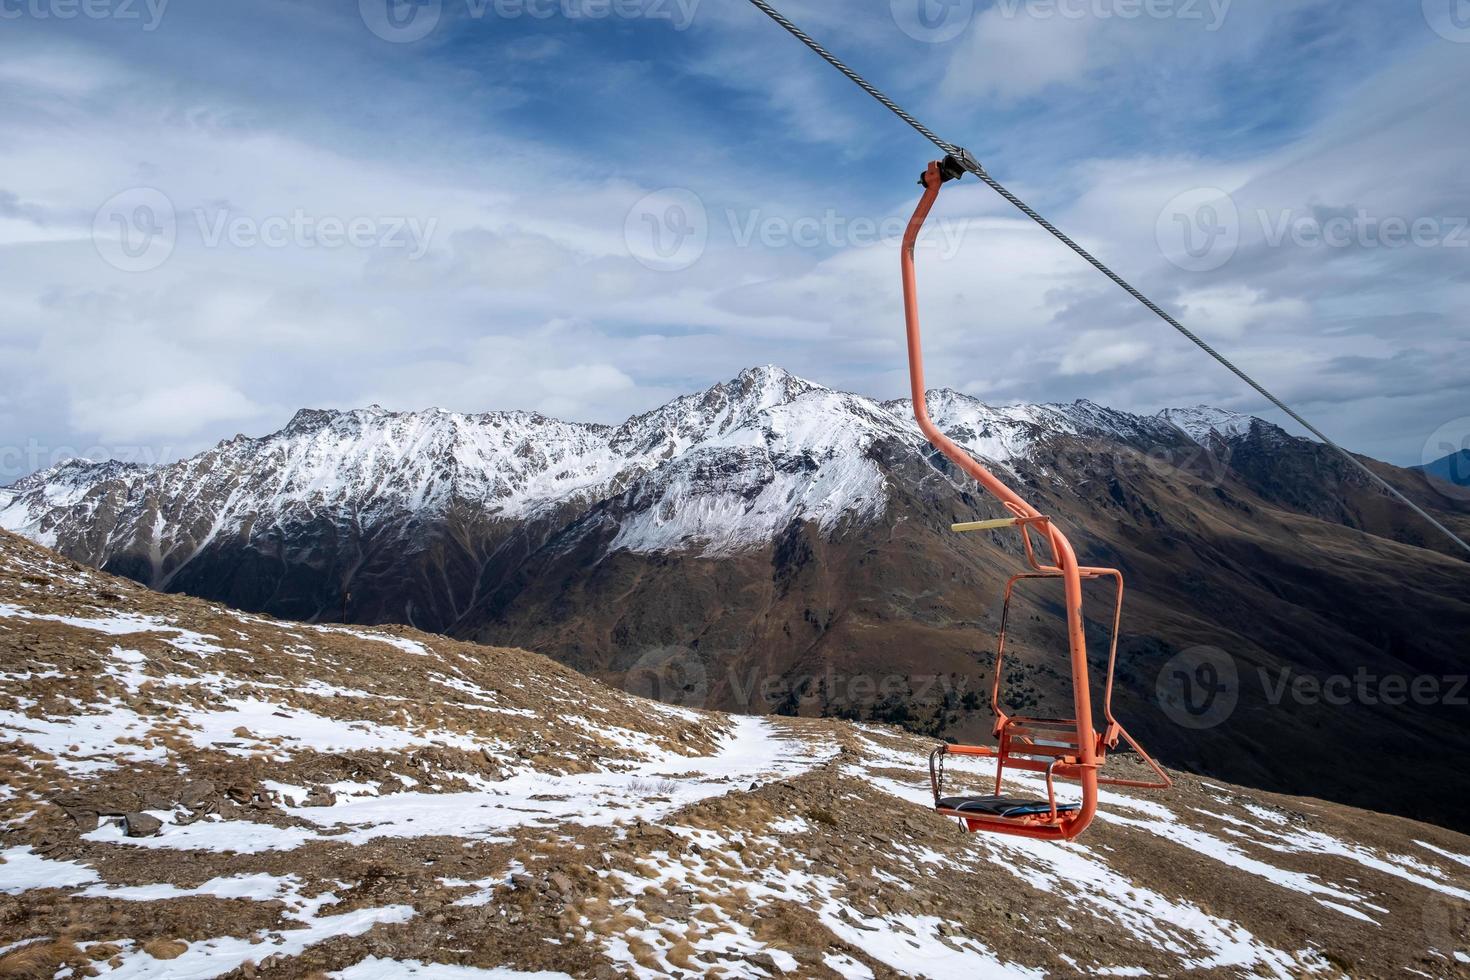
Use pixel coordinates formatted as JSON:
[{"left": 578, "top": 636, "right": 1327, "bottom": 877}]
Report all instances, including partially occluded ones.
[{"left": 0, "top": 366, "right": 1264, "bottom": 570}]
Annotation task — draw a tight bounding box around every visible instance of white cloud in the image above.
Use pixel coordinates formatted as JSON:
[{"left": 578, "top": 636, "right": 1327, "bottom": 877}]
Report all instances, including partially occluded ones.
[
  {"left": 0, "top": 3, "right": 1464, "bottom": 479},
  {"left": 71, "top": 381, "right": 263, "bottom": 445},
  {"left": 941, "top": 7, "right": 1096, "bottom": 101},
  {"left": 1059, "top": 333, "right": 1153, "bottom": 375},
  {"left": 1172, "top": 285, "right": 1310, "bottom": 340},
  {"left": 939, "top": 0, "right": 1331, "bottom": 102}
]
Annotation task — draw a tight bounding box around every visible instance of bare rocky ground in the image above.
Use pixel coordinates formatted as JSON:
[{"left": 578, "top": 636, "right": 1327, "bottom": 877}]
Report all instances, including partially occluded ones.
[{"left": 1, "top": 528, "right": 1468, "bottom": 979}]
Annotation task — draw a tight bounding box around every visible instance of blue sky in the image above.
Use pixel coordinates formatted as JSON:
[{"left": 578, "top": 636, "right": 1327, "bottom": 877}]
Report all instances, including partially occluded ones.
[{"left": 1, "top": 0, "right": 1467, "bottom": 481}]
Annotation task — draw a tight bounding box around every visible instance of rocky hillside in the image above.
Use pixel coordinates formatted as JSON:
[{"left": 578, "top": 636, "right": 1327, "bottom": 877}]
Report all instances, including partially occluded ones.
[
  {"left": 1, "top": 529, "right": 1468, "bottom": 979},
  {"left": 4, "top": 367, "right": 1469, "bottom": 837}
]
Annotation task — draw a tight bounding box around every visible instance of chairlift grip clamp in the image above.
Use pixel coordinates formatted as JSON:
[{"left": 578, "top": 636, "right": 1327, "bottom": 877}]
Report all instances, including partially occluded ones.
[{"left": 919, "top": 149, "right": 982, "bottom": 186}]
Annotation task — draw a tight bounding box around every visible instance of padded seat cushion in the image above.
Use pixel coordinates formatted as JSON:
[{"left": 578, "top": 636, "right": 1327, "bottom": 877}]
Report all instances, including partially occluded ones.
[{"left": 936, "top": 795, "right": 1080, "bottom": 819}]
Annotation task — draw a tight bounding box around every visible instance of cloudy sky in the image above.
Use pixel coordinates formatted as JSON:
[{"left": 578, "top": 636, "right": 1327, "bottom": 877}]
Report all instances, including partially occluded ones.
[{"left": 1, "top": 0, "right": 1467, "bottom": 480}]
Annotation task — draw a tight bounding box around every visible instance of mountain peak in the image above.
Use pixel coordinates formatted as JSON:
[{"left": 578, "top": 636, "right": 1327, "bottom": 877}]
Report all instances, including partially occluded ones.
[
  {"left": 722, "top": 364, "right": 820, "bottom": 403},
  {"left": 734, "top": 363, "right": 794, "bottom": 383},
  {"left": 282, "top": 407, "right": 342, "bottom": 435},
  {"left": 1157, "top": 406, "right": 1256, "bottom": 446}
]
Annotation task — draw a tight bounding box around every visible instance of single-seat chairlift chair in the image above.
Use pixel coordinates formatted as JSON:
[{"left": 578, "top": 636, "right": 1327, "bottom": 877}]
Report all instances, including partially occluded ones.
[{"left": 903, "top": 158, "right": 1172, "bottom": 842}]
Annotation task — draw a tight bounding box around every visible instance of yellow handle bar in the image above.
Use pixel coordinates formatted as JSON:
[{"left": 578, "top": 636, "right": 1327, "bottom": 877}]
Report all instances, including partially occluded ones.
[{"left": 951, "top": 517, "right": 1022, "bottom": 533}]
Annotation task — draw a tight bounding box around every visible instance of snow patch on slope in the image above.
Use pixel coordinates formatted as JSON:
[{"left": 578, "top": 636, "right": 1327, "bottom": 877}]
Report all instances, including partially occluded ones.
[
  {"left": 0, "top": 846, "right": 101, "bottom": 894},
  {"left": 286, "top": 717, "right": 834, "bottom": 845},
  {"left": 333, "top": 959, "right": 573, "bottom": 979}
]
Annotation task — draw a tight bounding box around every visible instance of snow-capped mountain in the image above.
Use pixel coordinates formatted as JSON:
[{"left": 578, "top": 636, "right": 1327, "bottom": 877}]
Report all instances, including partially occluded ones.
[
  {"left": 4, "top": 366, "right": 1468, "bottom": 839},
  {"left": 0, "top": 365, "right": 1260, "bottom": 570}
]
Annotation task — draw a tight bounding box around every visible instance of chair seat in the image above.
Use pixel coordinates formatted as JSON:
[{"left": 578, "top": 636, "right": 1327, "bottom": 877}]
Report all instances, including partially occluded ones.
[{"left": 936, "top": 795, "right": 1081, "bottom": 819}]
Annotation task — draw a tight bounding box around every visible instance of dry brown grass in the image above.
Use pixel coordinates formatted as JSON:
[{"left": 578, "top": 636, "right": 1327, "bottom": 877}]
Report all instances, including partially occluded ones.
[
  {"left": 140, "top": 938, "right": 188, "bottom": 960},
  {"left": 0, "top": 939, "right": 89, "bottom": 979},
  {"left": 664, "top": 939, "right": 697, "bottom": 969}
]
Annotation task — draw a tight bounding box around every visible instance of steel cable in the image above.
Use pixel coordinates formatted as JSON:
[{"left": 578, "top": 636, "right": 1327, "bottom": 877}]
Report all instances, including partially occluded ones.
[{"left": 742, "top": 0, "right": 1469, "bottom": 556}]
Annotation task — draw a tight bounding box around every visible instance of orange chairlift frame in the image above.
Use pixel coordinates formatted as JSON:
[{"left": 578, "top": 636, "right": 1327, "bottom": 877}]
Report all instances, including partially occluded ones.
[{"left": 904, "top": 158, "right": 1171, "bottom": 841}]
